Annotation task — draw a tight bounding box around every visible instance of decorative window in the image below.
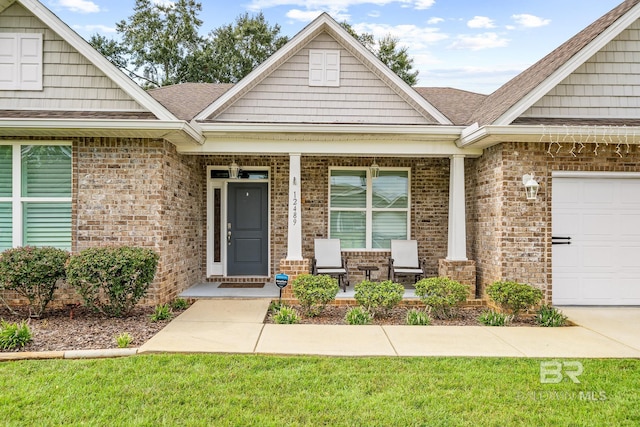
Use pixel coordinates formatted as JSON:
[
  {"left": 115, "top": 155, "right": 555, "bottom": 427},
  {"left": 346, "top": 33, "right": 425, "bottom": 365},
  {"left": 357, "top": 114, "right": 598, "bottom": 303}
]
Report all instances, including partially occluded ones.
[
  {"left": 0, "top": 144, "right": 72, "bottom": 251},
  {"left": 309, "top": 49, "right": 340, "bottom": 87},
  {"left": 329, "top": 168, "right": 409, "bottom": 249},
  {"left": 0, "top": 33, "right": 43, "bottom": 91}
]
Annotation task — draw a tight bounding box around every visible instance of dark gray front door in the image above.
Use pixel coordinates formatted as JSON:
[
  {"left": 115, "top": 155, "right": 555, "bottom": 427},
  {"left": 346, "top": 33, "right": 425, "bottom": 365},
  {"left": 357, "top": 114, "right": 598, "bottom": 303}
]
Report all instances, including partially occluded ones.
[{"left": 227, "top": 182, "right": 268, "bottom": 276}]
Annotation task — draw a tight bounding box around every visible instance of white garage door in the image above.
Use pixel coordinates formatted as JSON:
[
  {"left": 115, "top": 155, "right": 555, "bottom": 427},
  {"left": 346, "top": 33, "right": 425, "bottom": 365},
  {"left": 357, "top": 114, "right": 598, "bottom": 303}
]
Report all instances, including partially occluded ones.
[{"left": 553, "top": 173, "right": 640, "bottom": 305}]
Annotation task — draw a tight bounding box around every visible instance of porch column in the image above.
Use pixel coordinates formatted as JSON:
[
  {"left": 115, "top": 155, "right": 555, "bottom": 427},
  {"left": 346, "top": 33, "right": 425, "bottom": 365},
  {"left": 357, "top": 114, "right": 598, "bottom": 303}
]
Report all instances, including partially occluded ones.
[
  {"left": 286, "top": 153, "right": 303, "bottom": 260},
  {"left": 447, "top": 154, "right": 468, "bottom": 261}
]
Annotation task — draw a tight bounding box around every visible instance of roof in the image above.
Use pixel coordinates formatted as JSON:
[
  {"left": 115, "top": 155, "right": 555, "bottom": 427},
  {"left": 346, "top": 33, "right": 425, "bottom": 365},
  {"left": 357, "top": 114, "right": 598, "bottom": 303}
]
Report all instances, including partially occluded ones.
[
  {"left": 148, "top": 83, "right": 233, "bottom": 121},
  {"left": 470, "top": 0, "right": 640, "bottom": 126},
  {"left": 414, "top": 87, "right": 486, "bottom": 126}
]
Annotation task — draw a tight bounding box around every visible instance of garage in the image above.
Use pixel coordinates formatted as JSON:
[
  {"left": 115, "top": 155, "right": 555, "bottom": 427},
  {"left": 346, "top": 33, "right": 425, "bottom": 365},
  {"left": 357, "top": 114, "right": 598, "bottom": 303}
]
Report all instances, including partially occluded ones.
[{"left": 552, "top": 172, "right": 640, "bottom": 305}]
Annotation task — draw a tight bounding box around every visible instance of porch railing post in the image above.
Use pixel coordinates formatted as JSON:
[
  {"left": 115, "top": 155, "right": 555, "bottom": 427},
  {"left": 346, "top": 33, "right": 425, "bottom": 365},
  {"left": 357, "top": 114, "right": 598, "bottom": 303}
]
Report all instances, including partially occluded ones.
[{"left": 447, "top": 154, "right": 468, "bottom": 261}]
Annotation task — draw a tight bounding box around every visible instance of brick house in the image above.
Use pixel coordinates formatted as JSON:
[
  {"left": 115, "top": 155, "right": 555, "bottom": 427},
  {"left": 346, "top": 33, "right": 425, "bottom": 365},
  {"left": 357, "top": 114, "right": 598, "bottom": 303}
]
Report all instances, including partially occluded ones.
[{"left": 1, "top": 0, "right": 640, "bottom": 306}]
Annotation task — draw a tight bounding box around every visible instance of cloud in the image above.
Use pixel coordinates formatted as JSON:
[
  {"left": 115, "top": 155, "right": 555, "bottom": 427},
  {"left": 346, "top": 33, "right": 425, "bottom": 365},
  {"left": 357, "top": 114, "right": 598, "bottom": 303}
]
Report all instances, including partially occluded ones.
[
  {"left": 353, "top": 22, "right": 449, "bottom": 51},
  {"left": 247, "top": 0, "right": 435, "bottom": 14},
  {"left": 286, "top": 9, "right": 329, "bottom": 22},
  {"left": 420, "top": 65, "right": 526, "bottom": 93},
  {"left": 448, "top": 32, "right": 509, "bottom": 51},
  {"left": 511, "top": 14, "right": 551, "bottom": 28},
  {"left": 56, "top": 0, "right": 101, "bottom": 13},
  {"left": 414, "top": 0, "right": 435, "bottom": 10},
  {"left": 427, "top": 17, "right": 444, "bottom": 25},
  {"left": 368, "top": 10, "right": 381, "bottom": 18},
  {"left": 72, "top": 24, "right": 117, "bottom": 34},
  {"left": 467, "top": 16, "right": 495, "bottom": 29}
]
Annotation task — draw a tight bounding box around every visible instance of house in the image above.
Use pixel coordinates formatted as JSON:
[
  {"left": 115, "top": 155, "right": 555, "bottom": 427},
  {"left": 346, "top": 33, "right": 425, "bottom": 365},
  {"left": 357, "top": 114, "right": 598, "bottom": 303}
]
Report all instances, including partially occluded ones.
[{"left": 1, "top": 0, "right": 640, "bottom": 307}]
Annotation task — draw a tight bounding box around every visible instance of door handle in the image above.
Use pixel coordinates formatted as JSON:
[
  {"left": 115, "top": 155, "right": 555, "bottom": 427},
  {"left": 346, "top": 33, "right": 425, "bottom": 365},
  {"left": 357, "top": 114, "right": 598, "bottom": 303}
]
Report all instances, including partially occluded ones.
[
  {"left": 227, "top": 222, "right": 232, "bottom": 246},
  {"left": 552, "top": 236, "right": 571, "bottom": 245}
]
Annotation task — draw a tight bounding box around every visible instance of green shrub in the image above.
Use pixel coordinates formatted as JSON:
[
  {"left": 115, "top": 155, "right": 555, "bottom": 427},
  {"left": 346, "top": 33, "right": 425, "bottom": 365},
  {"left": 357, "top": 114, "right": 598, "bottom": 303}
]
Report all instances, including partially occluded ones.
[
  {"left": 115, "top": 332, "right": 133, "bottom": 348},
  {"left": 0, "top": 246, "right": 69, "bottom": 317},
  {"left": 171, "top": 298, "right": 189, "bottom": 311},
  {"left": 354, "top": 280, "right": 404, "bottom": 317},
  {"left": 478, "top": 309, "right": 513, "bottom": 326},
  {"left": 486, "top": 281, "right": 543, "bottom": 319},
  {"left": 536, "top": 305, "right": 568, "bottom": 327},
  {"left": 150, "top": 304, "right": 172, "bottom": 322},
  {"left": 273, "top": 305, "right": 299, "bottom": 324},
  {"left": 66, "top": 246, "right": 159, "bottom": 318},
  {"left": 345, "top": 306, "right": 372, "bottom": 325},
  {"left": 0, "top": 319, "right": 32, "bottom": 350},
  {"left": 414, "top": 277, "right": 469, "bottom": 319},
  {"left": 405, "top": 308, "right": 431, "bottom": 326},
  {"left": 291, "top": 274, "right": 339, "bottom": 317}
]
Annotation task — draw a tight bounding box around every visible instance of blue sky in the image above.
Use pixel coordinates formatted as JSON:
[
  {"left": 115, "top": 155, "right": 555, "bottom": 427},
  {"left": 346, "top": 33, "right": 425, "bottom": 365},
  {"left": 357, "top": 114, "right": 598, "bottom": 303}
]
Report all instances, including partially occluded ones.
[{"left": 46, "top": 0, "right": 623, "bottom": 94}]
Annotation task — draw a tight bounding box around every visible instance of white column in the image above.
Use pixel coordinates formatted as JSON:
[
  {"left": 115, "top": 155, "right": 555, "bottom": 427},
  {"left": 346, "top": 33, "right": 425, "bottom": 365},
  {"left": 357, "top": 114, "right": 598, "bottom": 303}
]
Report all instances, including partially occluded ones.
[
  {"left": 287, "top": 153, "right": 303, "bottom": 260},
  {"left": 447, "top": 154, "right": 468, "bottom": 261}
]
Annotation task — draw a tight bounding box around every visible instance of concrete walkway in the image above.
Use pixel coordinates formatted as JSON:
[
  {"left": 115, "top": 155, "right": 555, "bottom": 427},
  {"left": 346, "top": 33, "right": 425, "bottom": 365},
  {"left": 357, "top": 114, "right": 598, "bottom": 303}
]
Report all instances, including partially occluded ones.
[{"left": 138, "top": 300, "right": 640, "bottom": 358}]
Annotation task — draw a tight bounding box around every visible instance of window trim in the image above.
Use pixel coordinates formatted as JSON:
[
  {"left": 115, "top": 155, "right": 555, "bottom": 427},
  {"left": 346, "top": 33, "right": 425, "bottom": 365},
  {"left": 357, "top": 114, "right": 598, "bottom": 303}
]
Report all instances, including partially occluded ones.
[{"left": 328, "top": 166, "right": 411, "bottom": 251}]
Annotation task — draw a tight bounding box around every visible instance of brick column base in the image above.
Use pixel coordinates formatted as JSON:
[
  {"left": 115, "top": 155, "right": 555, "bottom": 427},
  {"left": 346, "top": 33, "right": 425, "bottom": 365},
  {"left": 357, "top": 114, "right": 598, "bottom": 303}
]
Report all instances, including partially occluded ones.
[
  {"left": 438, "top": 259, "right": 477, "bottom": 299},
  {"left": 278, "top": 258, "right": 310, "bottom": 298}
]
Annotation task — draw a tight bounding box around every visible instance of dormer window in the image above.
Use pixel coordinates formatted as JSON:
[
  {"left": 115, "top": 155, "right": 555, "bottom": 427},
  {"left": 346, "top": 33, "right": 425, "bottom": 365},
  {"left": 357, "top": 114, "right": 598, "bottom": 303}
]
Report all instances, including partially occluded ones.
[
  {"left": 0, "top": 33, "right": 43, "bottom": 91},
  {"left": 309, "top": 49, "right": 340, "bottom": 87}
]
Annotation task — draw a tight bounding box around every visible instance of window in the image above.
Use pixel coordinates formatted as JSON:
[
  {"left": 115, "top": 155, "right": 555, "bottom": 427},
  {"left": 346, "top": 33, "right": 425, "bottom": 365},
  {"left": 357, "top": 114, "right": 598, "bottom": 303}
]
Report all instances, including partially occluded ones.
[
  {"left": 0, "top": 144, "right": 72, "bottom": 251},
  {"left": 309, "top": 49, "right": 340, "bottom": 87},
  {"left": 0, "top": 33, "right": 43, "bottom": 91},
  {"left": 329, "top": 168, "right": 409, "bottom": 249}
]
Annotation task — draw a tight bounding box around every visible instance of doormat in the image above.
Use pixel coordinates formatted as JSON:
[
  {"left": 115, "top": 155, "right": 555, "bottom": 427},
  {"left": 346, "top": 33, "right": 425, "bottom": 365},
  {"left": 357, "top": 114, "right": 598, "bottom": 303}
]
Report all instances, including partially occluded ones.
[{"left": 218, "top": 283, "right": 265, "bottom": 288}]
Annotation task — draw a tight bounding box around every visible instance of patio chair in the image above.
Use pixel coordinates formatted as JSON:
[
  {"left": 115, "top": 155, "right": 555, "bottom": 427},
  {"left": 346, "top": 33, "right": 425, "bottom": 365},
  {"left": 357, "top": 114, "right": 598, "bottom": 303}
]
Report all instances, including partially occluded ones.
[
  {"left": 312, "top": 238, "right": 350, "bottom": 292},
  {"left": 388, "top": 239, "right": 426, "bottom": 283}
]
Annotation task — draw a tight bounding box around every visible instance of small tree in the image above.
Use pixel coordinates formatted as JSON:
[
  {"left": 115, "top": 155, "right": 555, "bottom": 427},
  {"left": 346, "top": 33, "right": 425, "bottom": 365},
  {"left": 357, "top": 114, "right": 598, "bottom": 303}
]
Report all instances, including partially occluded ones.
[
  {"left": 486, "top": 281, "right": 543, "bottom": 319},
  {"left": 0, "top": 246, "right": 69, "bottom": 317},
  {"left": 414, "top": 277, "right": 469, "bottom": 319},
  {"left": 291, "top": 274, "right": 339, "bottom": 317}
]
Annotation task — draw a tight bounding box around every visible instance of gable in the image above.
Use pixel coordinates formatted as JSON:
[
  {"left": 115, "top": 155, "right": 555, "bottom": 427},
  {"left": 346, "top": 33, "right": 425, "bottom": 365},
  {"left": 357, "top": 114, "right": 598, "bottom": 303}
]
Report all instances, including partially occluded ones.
[
  {"left": 209, "top": 32, "right": 437, "bottom": 125},
  {"left": 0, "top": 2, "right": 151, "bottom": 117},
  {"left": 519, "top": 19, "right": 640, "bottom": 121}
]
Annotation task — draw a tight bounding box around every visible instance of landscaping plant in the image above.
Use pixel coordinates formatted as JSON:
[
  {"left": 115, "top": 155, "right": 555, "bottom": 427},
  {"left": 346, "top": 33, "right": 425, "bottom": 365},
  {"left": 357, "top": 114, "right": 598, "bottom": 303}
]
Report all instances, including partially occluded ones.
[
  {"left": 0, "top": 319, "right": 32, "bottom": 350},
  {"left": 478, "top": 309, "right": 513, "bottom": 326},
  {"left": 535, "top": 305, "right": 568, "bottom": 327},
  {"left": 66, "top": 246, "right": 159, "bottom": 317},
  {"left": 291, "top": 274, "right": 339, "bottom": 316},
  {"left": 171, "top": 298, "right": 189, "bottom": 311},
  {"left": 354, "top": 280, "right": 404, "bottom": 317},
  {"left": 414, "top": 277, "right": 469, "bottom": 319},
  {"left": 345, "top": 306, "right": 372, "bottom": 325},
  {"left": 150, "top": 304, "right": 172, "bottom": 322},
  {"left": 405, "top": 308, "right": 431, "bottom": 325},
  {"left": 272, "top": 305, "right": 299, "bottom": 324},
  {"left": 0, "top": 246, "right": 69, "bottom": 317},
  {"left": 115, "top": 332, "right": 133, "bottom": 348},
  {"left": 486, "top": 281, "right": 543, "bottom": 319}
]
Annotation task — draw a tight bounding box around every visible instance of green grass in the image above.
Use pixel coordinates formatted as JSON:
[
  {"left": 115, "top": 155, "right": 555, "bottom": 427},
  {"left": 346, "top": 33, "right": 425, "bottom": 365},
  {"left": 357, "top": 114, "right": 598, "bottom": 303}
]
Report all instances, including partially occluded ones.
[{"left": 0, "top": 355, "right": 637, "bottom": 426}]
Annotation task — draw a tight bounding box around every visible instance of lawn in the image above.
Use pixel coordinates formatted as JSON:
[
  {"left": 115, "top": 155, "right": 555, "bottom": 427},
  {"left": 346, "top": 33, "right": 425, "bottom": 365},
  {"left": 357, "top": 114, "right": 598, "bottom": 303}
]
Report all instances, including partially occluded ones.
[{"left": 0, "top": 355, "right": 638, "bottom": 426}]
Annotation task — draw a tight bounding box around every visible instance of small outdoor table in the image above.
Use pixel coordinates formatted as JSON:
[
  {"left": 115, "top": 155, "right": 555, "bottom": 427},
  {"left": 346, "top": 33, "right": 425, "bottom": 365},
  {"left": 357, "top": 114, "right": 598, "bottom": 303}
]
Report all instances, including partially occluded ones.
[{"left": 357, "top": 265, "right": 379, "bottom": 281}]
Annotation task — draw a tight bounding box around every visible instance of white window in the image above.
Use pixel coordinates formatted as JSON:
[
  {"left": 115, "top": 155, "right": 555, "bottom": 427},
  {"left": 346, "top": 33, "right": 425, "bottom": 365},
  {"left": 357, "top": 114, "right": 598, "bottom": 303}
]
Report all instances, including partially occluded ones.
[
  {"left": 329, "top": 168, "right": 410, "bottom": 250},
  {"left": 0, "top": 143, "right": 72, "bottom": 251},
  {"left": 309, "top": 49, "right": 340, "bottom": 87},
  {"left": 0, "top": 33, "right": 43, "bottom": 91}
]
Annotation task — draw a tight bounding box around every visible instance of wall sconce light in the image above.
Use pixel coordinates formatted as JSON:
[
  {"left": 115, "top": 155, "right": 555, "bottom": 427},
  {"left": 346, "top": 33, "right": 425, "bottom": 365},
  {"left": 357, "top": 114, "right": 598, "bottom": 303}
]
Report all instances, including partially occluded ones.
[
  {"left": 228, "top": 160, "right": 240, "bottom": 179},
  {"left": 370, "top": 158, "right": 380, "bottom": 179},
  {"left": 522, "top": 174, "right": 540, "bottom": 200}
]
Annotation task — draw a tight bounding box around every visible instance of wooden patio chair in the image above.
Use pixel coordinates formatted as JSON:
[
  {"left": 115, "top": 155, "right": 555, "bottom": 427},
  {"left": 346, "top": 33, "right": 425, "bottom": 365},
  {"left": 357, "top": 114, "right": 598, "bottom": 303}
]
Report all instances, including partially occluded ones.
[
  {"left": 312, "top": 238, "right": 350, "bottom": 292},
  {"left": 388, "top": 239, "right": 426, "bottom": 283}
]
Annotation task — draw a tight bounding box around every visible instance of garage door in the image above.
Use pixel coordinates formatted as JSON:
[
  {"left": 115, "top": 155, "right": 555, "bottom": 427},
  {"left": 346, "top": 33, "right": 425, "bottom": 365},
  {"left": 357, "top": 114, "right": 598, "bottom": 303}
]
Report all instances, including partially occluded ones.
[{"left": 553, "top": 173, "right": 640, "bottom": 305}]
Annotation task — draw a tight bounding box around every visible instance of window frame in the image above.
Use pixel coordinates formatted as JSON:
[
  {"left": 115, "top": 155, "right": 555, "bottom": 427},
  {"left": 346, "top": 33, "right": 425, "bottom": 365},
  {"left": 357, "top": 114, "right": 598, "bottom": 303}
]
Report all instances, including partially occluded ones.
[
  {"left": 328, "top": 166, "right": 411, "bottom": 251},
  {"left": 0, "top": 141, "right": 72, "bottom": 250}
]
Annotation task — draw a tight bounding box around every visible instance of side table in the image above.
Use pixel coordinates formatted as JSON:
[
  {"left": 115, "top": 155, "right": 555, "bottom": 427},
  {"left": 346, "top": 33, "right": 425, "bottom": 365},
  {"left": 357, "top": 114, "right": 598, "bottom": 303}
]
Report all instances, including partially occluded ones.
[{"left": 357, "top": 265, "right": 379, "bottom": 281}]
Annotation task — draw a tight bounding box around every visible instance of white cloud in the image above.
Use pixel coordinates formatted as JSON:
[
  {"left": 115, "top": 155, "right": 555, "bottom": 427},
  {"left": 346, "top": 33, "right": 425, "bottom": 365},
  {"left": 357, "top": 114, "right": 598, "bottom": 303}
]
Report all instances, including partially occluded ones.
[
  {"left": 448, "top": 32, "right": 509, "bottom": 51},
  {"left": 511, "top": 14, "right": 551, "bottom": 28},
  {"left": 467, "top": 16, "right": 495, "bottom": 29},
  {"left": 247, "top": 0, "right": 434, "bottom": 13},
  {"left": 368, "top": 10, "right": 381, "bottom": 18},
  {"left": 72, "top": 24, "right": 116, "bottom": 34},
  {"left": 353, "top": 22, "right": 448, "bottom": 51},
  {"left": 427, "top": 17, "right": 444, "bottom": 25},
  {"left": 414, "top": 0, "right": 435, "bottom": 10},
  {"left": 420, "top": 65, "right": 525, "bottom": 93},
  {"left": 286, "top": 9, "right": 328, "bottom": 22},
  {"left": 56, "top": 0, "right": 101, "bottom": 13}
]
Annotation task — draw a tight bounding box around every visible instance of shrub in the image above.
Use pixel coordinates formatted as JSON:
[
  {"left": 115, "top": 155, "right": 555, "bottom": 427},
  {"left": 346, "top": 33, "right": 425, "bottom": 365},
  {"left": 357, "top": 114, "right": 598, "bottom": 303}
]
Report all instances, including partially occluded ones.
[
  {"left": 273, "top": 305, "right": 299, "bottom": 324},
  {"left": 171, "top": 298, "right": 189, "bottom": 311},
  {"left": 0, "top": 320, "right": 32, "bottom": 350},
  {"left": 478, "top": 309, "right": 513, "bottom": 326},
  {"left": 486, "top": 281, "right": 543, "bottom": 319},
  {"left": 354, "top": 280, "right": 404, "bottom": 317},
  {"left": 345, "top": 306, "right": 372, "bottom": 325},
  {"left": 414, "top": 277, "right": 469, "bottom": 319},
  {"left": 291, "top": 274, "right": 339, "bottom": 317},
  {"left": 0, "top": 246, "right": 69, "bottom": 317},
  {"left": 405, "top": 308, "right": 431, "bottom": 326},
  {"left": 66, "top": 246, "right": 159, "bottom": 317},
  {"left": 115, "top": 332, "right": 133, "bottom": 348},
  {"left": 536, "top": 305, "right": 568, "bottom": 327},
  {"left": 150, "top": 304, "right": 172, "bottom": 322}
]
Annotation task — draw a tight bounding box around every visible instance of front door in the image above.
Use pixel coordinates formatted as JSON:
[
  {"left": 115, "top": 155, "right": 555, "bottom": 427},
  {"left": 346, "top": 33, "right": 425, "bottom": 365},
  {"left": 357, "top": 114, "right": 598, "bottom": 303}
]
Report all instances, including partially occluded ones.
[{"left": 227, "top": 182, "right": 268, "bottom": 276}]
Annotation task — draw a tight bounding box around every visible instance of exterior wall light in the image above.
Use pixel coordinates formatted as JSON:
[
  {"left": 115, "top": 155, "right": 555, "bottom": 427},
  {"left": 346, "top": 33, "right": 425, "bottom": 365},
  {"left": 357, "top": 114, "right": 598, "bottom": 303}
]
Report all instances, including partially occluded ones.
[
  {"left": 229, "top": 160, "right": 240, "bottom": 179},
  {"left": 522, "top": 174, "right": 540, "bottom": 200},
  {"left": 370, "top": 158, "right": 380, "bottom": 179}
]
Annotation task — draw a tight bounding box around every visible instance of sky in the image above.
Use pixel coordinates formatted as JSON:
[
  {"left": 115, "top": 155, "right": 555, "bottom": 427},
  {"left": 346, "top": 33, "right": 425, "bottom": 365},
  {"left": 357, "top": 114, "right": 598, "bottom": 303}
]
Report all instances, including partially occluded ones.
[{"left": 45, "top": 0, "right": 624, "bottom": 94}]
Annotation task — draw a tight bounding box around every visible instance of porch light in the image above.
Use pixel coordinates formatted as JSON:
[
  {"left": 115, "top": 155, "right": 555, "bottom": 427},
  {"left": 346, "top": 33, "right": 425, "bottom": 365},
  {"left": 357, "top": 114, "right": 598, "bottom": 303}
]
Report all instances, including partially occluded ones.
[
  {"left": 370, "top": 158, "right": 380, "bottom": 179},
  {"left": 522, "top": 174, "right": 540, "bottom": 200},
  {"left": 228, "top": 160, "right": 240, "bottom": 179}
]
